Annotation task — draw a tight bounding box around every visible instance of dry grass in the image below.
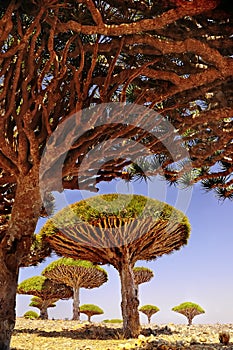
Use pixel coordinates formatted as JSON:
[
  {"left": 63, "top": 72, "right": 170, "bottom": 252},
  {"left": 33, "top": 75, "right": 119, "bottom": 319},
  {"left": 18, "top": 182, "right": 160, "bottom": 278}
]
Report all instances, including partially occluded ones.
[
  {"left": 10, "top": 318, "right": 136, "bottom": 350},
  {"left": 10, "top": 318, "right": 233, "bottom": 350}
]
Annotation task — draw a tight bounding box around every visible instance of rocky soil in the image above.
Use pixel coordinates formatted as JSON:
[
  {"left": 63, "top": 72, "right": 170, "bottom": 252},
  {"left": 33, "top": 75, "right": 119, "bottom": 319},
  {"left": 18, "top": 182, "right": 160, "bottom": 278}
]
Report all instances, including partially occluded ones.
[{"left": 10, "top": 318, "right": 233, "bottom": 350}]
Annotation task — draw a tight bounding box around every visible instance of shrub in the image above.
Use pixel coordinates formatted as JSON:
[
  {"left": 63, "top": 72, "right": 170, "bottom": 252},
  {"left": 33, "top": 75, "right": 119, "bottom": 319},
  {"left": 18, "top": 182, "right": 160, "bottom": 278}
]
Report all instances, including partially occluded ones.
[
  {"left": 103, "top": 319, "right": 123, "bottom": 323},
  {"left": 23, "top": 310, "right": 39, "bottom": 319}
]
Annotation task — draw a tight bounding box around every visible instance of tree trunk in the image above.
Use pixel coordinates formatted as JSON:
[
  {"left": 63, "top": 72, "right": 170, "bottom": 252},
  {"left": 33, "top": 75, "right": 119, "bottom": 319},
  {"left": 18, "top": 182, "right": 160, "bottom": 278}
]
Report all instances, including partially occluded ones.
[
  {"left": 0, "top": 250, "right": 19, "bottom": 350},
  {"left": 187, "top": 316, "right": 192, "bottom": 326},
  {"left": 118, "top": 261, "right": 140, "bottom": 338},
  {"left": 0, "top": 172, "right": 42, "bottom": 349},
  {"left": 148, "top": 315, "right": 151, "bottom": 324},
  {"left": 88, "top": 314, "right": 91, "bottom": 322},
  {"left": 40, "top": 306, "right": 48, "bottom": 320},
  {"left": 72, "top": 287, "right": 80, "bottom": 320}
]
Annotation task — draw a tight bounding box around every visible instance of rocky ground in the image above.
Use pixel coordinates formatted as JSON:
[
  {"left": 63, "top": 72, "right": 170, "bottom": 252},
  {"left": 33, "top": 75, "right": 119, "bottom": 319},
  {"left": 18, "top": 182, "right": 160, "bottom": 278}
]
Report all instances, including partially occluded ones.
[{"left": 10, "top": 318, "right": 233, "bottom": 350}]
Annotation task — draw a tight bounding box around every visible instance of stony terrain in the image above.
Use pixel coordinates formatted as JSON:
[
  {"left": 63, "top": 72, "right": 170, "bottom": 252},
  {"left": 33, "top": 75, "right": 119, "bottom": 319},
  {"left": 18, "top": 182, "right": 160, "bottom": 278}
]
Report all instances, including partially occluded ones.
[{"left": 10, "top": 318, "right": 233, "bottom": 350}]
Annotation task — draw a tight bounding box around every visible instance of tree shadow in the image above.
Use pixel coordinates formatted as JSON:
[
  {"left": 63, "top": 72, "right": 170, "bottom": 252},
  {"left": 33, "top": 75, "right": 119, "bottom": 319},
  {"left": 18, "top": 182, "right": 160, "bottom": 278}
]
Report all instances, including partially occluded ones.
[
  {"left": 13, "top": 324, "right": 174, "bottom": 340},
  {"left": 13, "top": 324, "right": 123, "bottom": 340},
  {"left": 13, "top": 325, "right": 233, "bottom": 348}
]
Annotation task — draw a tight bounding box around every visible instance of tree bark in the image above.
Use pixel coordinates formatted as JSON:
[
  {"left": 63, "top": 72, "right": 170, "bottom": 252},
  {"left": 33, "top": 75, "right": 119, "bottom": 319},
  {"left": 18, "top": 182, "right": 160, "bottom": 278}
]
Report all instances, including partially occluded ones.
[
  {"left": 118, "top": 260, "right": 140, "bottom": 338},
  {"left": 0, "top": 172, "right": 42, "bottom": 348},
  {"left": 40, "top": 306, "right": 48, "bottom": 320},
  {"left": 0, "top": 250, "right": 18, "bottom": 350},
  {"left": 187, "top": 315, "right": 193, "bottom": 326},
  {"left": 72, "top": 287, "right": 80, "bottom": 321}
]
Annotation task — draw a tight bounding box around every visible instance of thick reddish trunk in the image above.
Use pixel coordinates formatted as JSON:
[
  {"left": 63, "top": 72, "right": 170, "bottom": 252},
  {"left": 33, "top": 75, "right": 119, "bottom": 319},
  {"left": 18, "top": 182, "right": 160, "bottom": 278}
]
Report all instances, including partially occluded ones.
[
  {"left": 72, "top": 287, "right": 80, "bottom": 321},
  {"left": 40, "top": 306, "right": 48, "bottom": 320},
  {"left": 118, "top": 261, "right": 140, "bottom": 338},
  {"left": 0, "top": 250, "right": 18, "bottom": 350},
  {"left": 187, "top": 315, "right": 193, "bottom": 326},
  {"left": 0, "top": 172, "right": 42, "bottom": 348}
]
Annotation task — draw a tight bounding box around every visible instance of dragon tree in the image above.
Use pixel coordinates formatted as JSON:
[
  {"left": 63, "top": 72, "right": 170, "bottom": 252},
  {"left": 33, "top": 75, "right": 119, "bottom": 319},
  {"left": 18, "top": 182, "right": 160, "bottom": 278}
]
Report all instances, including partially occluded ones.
[
  {"left": 42, "top": 258, "right": 107, "bottom": 320},
  {"left": 80, "top": 304, "right": 104, "bottom": 322},
  {"left": 172, "top": 302, "right": 205, "bottom": 325},
  {"left": 139, "top": 304, "right": 160, "bottom": 324},
  {"left": 17, "top": 276, "right": 73, "bottom": 319},
  {"left": 29, "top": 296, "right": 56, "bottom": 320},
  {"left": 0, "top": 0, "right": 232, "bottom": 347},
  {"left": 40, "top": 193, "right": 191, "bottom": 338},
  {"left": 133, "top": 266, "right": 154, "bottom": 298}
]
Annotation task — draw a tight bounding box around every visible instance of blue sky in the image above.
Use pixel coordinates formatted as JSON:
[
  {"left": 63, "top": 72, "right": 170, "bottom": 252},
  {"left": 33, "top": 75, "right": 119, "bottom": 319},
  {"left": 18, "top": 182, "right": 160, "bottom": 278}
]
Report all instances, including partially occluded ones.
[{"left": 17, "top": 177, "right": 232, "bottom": 324}]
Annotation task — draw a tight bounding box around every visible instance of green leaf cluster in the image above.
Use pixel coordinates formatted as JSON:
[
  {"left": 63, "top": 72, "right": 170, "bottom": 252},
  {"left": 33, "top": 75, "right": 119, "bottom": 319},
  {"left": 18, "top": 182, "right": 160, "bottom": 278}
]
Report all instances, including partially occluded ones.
[
  {"left": 29, "top": 296, "right": 56, "bottom": 308},
  {"left": 42, "top": 258, "right": 107, "bottom": 276},
  {"left": 133, "top": 267, "right": 153, "bottom": 274},
  {"left": 80, "top": 304, "right": 104, "bottom": 314},
  {"left": 139, "top": 305, "right": 160, "bottom": 312},
  {"left": 103, "top": 319, "right": 123, "bottom": 323},
  {"left": 18, "top": 276, "right": 47, "bottom": 293},
  {"left": 23, "top": 310, "right": 39, "bottom": 319},
  {"left": 40, "top": 194, "right": 191, "bottom": 238},
  {"left": 172, "top": 302, "right": 205, "bottom": 313}
]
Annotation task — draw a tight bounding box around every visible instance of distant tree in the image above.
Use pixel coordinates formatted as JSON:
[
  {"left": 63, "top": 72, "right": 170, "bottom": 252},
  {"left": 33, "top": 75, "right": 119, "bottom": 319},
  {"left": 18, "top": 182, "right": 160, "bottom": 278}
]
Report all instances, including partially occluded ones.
[
  {"left": 23, "top": 310, "right": 39, "bottom": 320},
  {"left": 17, "top": 276, "right": 73, "bottom": 320},
  {"left": 139, "top": 305, "right": 160, "bottom": 324},
  {"left": 80, "top": 304, "right": 104, "bottom": 322},
  {"left": 172, "top": 302, "right": 205, "bottom": 326},
  {"left": 42, "top": 258, "right": 107, "bottom": 321},
  {"left": 29, "top": 296, "right": 56, "bottom": 320},
  {"left": 40, "top": 194, "right": 191, "bottom": 338},
  {"left": 133, "top": 267, "right": 154, "bottom": 298}
]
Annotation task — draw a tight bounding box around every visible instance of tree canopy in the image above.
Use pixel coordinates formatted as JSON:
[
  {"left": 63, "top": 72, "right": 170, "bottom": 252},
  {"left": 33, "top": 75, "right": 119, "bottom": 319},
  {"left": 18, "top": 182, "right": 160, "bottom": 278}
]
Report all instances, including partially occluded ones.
[
  {"left": 39, "top": 193, "right": 190, "bottom": 338},
  {"left": 29, "top": 296, "right": 56, "bottom": 320},
  {"left": 80, "top": 304, "right": 104, "bottom": 322},
  {"left": 17, "top": 275, "right": 73, "bottom": 300},
  {"left": 40, "top": 194, "right": 191, "bottom": 266},
  {"left": 172, "top": 301, "right": 205, "bottom": 325},
  {"left": 42, "top": 258, "right": 107, "bottom": 320},
  {"left": 139, "top": 304, "right": 160, "bottom": 324},
  {"left": 0, "top": 0, "right": 232, "bottom": 227},
  {"left": 133, "top": 267, "right": 154, "bottom": 286}
]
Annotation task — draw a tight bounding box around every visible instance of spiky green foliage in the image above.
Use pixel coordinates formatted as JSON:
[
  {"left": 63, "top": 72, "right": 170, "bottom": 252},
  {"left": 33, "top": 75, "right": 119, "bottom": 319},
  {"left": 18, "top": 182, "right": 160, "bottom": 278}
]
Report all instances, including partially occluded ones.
[
  {"left": 39, "top": 193, "right": 190, "bottom": 338},
  {"left": 42, "top": 258, "right": 107, "bottom": 321},
  {"left": 39, "top": 194, "right": 191, "bottom": 266},
  {"left": 139, "top": 304, "right": 160, "bottom": 324},
  {"left": 80, "top": 304, "right": 103, "bottom": 313},
  {"left": 80, "top": 304, "right": 104, "bottom": 322},
  {"left": 23, "top": 311, "right": 39, "bottom": 320},
  {"left": 18, "top": 276, "right": 48, "bottom": 293},
  {"left": 42, "top": 258, "right": 107, "bottom": 293},
  {"left": 103, "top": 319, "right": 123, "bottom": 323},
  {"left": 172, "top": 302, "right": 205, "bottom": 314},
  {"left": 42, "top": 258, "right": 107, "bottom": 276},
  {"left": 17, "top": 276, "right": 73, "bottom": 300},
  {"left": 133, "top": 267, "right": 154, "bottom": 286},
  {"left": 139, "top": 305, "right": 160, "bottom": 312},
  {"left": 29, "top": 296, "right": 56, "bottom": 309},
  {"left": 133, "top": 267, "right": 154, "bottom": 274},
  {"left": 40, "top": 194, "right": 191, "bottom": 245},
  {"left": 28, "top": 296, "right": 57, "bottom": 320},
  {"left": 172, "top": 302, "right": 205, "bottom": 325}
]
